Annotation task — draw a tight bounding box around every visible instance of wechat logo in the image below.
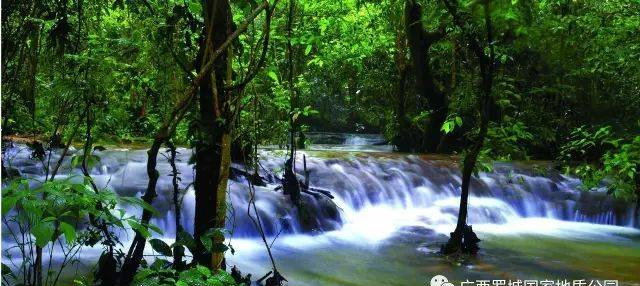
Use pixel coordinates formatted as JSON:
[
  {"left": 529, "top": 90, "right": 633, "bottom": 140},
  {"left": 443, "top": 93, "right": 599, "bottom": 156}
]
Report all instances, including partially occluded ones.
[{"left": 430, "top": 275, "right": 454, "bottom": 286}]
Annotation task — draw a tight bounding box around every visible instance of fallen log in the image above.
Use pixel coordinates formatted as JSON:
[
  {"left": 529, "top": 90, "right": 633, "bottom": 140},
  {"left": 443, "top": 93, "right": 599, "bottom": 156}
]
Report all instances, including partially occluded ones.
[
  {"left": 230, "top": 166, "right": 267, "bottom": 186},
  {"left": 303, "top": 187, "right": 334, "bottom": 199}
]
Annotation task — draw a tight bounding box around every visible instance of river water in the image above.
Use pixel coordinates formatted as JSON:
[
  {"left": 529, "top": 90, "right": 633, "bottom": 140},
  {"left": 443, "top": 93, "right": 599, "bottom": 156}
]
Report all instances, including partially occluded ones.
[{"left": 2, "top": 135, "right": 639, "bottom": 285}]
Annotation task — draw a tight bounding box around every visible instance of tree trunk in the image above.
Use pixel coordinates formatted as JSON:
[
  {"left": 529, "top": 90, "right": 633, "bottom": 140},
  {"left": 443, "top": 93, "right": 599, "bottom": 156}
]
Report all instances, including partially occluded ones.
[
  {"left": 635, "top": 169, "right": 639, "bottom": 228},
  {"left": 286, "top": 0, "right": 297, "bottom": 162},
  {"left": 405, "top": 0, "right": 447, "bottom": 153},
  {"left": 34, "top": 247, "right": 43, "bottom": 286},
  {"left": 212, "top": 133, "right": 231, "bottom": 268},
  {"left": 194, "top": 0, "right": 233, "bottom": 270},
  {"left": 394, "top": 24, "right": 413, "bottom": 152},
  {"left": 441, "top": 0, "right": 495, "bottom": 255},
  {"left": 118, "top": 139, "right": 163, "bottom": 286},
  {"left": 167, "top": 142, "right": 185, "bottom": 268},
  {"left": 441, "top": 123, "right": 486, "bottom": 255},
  {"left": 281, "top": 0, "right": 302, "bottom": 207},
  {"left": 118, "top": 1, "right": 270, "bottom": 281},
  {"left": 25, "top": 18, "right": 41, "bottom": 123},
  {"left": 118, "top": 1, "right": 268, "bottom": 280}
]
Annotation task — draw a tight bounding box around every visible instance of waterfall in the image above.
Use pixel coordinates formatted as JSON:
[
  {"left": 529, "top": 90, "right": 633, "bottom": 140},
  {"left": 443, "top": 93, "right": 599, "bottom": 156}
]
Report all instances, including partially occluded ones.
[{"left": 1, "top": 143, "right": 636, "bottom": 245}]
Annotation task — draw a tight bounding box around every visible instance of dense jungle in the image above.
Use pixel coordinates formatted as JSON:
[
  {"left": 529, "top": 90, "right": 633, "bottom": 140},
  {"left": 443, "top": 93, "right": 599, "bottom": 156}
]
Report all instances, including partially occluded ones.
[{"left": 1, "top": 0, "right": 639, "bottom": 285}]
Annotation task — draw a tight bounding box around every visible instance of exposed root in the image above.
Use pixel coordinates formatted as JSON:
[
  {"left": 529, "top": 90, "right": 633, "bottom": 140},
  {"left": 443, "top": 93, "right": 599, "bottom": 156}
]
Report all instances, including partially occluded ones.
[{"left": 441, "top": 224, "right": 480, "bottom": 256}]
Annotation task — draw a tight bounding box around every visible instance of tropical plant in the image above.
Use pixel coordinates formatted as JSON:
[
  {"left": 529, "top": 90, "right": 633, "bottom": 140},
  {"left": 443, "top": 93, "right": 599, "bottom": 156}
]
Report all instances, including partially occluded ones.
[{"left": 1, "top": 178, "right": 158, "bottom": 286}]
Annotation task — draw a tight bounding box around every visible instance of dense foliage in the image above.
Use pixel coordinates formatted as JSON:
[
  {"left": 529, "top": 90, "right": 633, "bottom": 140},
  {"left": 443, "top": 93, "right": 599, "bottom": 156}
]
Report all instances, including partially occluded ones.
[
  {"left": 131, "top": 265, "right": 240, "bottom": 286},
  {"left": 2, "top": 177, "right": 155, "bottom": 286},
  {"left": 1, "top": 0, "right": 638, "bottom": 284},
  {"left": 3, "top": 0, "right": 638, "bottom": 153},
  {"left": 3, "top": 0, "right": 638, "bottom": 148}
]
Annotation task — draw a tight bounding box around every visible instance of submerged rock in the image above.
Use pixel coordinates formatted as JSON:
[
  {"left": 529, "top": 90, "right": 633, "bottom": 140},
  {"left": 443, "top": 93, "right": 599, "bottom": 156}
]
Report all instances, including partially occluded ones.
[
  {"left": 93, "top": 145, "right": 107, "bottom": 151},
  {"left": 298, "top": 192, "right": 342, "bottom": 233}
]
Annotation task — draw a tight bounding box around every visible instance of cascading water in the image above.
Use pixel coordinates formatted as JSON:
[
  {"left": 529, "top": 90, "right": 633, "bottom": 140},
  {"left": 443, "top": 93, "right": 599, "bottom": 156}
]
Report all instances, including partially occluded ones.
[
  {"left": 3, "top": 143, "right": 636, "bottom": 240},
  {"left": 2, "top": 140, "right": 639, "bottom": 285},
  {"left": 303, "top": 132, "right": 392, "bottom": 152}
]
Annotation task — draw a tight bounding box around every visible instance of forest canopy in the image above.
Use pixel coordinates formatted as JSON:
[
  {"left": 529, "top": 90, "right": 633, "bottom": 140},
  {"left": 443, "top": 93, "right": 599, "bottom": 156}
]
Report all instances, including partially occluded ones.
[
  {"left": 3, "top": 0, "right": 638, "bottom": 199},
  {"left": 3, "top": 0, "right": 639, "bottom": 156}
]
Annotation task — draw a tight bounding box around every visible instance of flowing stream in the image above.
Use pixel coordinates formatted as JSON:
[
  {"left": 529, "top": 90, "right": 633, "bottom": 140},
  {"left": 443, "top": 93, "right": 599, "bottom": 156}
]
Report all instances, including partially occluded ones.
[{"left": 2, "top": 135, "right": 639, "bottom": 285}]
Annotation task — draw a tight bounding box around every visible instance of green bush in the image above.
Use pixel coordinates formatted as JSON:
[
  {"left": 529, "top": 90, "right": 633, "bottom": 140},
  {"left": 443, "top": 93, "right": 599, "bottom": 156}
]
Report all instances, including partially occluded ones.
[{"left": 133, "top": 265, "right": 242, "bottom": 286}]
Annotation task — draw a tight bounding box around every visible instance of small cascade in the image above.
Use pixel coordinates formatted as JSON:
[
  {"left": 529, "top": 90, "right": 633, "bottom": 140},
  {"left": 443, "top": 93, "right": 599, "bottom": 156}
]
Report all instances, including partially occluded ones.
[
  {"left": 2, "top": 144, "right": 637, "bottom": 245},
  {"left": 343, "top": 134, "right": 387, "bottom": 146},
  {"left": 303, "top": 132, "right": 392, "bottom": 151}
]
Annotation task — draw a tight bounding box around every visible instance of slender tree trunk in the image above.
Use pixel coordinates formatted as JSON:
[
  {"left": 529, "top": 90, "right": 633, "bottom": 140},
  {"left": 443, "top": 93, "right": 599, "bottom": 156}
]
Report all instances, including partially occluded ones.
[
  {"left": 118, "top": 139, "right": 164, "bottom": 286},
  {"left": 34, "top": 248, "right": 43, "bottom": 286},
  {"left": 441, "top": 0, "right": 495, "bottom": 255},
  {"left": 282, "top": 0, "right": 302, "bottom": 207},
  {"left": 1, "top": 41, "right": 24, "bottom": 132},
  {"left": 166, "top": 142, "right": 185, "bottom": 268},
  {"left": 394, "top": 24, "right": 413, "bottom": 152},
  {"left": 118, "top": 95, "right": 196, "bottom": 285},
  {"left": 634, "top": 169, "right": 639, "bottom": 227},
  {"left": 211, "top": 133, "right": 231, "bottom": 268},
  {"left": 25, "top": 19, "right": 41, "bottom": 124},
  {"left": 286, "top": 0, "right": 296, "bottom": 161}
]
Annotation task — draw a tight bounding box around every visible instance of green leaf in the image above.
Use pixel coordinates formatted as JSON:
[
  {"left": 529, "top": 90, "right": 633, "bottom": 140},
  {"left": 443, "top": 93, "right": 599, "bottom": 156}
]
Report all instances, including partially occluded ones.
[
  {"left": 178, "top": 268, "right": 206, "bottom": 285},
  {"left": 133, "top": 268, "right": 153, "bottom": 281},
  {"left": 267, "top": 71, "right": 278, "bottom": 83},
  {"left": 441, "top": 121, "right": 453, "bottom": 134},
  {"left": 211, "top": 243, "right": 229, "bottom": 253},
  {"left": 149, "top": 258, "right": 170, "bottom": 270},
  {"left": 200, "top": 235, "right": 212, "bottom": 252},
  {"left": 119, "top": 197, "right": 159, "bottom": 216},
  {"left": 70, "top": 155, "right": 82, "bottom": 168},
  {"left": 149, "top": 239, "right": 172, "bottom": 257},
  {"left": 199, "top": 229, "right": 228, "bottom": 253},
  {"left": 196, "top": 265, "right": 210, "bottom": 277},
  {"left": 304, "top": 44, "right": 312, "bottom": 55},
  {"left": 188, "top": 1, "right": 202, "bottom": 15},
  {"left": 70, "top": 154, "right": 101, "bottom": 169},
  {"left": 2, "top": 196, "right": 19, "bottom": 216},
  {"left": 206, "top": 278, "right": 224, "bottom": 286},
  {"left": 87, "top": 154, "right": 101, "bottom": 168},
  {"left": 176, "top": 230, "right": 197, "bottom": 255},
  {"left": 2, "top": 263, "right": 15, "bottom": 278},
  {"left": 203, "top": 228, "right": 226, "bottom": 242},
  {"left": 59, "top": 222, "right": 76, "bottom": 243},
  {"left": 33, "top": 221, "right": 56, "bottom": 247},
  {"left": 214, "top": 269, "right": 236, "bottom": 285},
  {"left": 148, "top": 223, "right": 164, "bottom": 236},
  {"left": 128, "top": 220, "right": 151, "bottom": 238}
]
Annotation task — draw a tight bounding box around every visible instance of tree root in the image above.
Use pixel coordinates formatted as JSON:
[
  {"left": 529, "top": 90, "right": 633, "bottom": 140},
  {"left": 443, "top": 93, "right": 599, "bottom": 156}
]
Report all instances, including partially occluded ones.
[
  {"left": 231, "top": 265, "right": 252, "bottom": 285},
  {"left": 441, "top": 224, "right": 480, "bottom": 255}
]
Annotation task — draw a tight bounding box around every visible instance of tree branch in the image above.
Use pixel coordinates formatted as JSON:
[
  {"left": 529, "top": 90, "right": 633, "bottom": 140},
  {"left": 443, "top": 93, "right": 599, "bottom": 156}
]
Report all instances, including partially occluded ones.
[
  {"left": 118, "top": 2, "right": 273, "bottom": 284},
  {"left": 225, "top": 0, "right": 280, "bottom": 91}
]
